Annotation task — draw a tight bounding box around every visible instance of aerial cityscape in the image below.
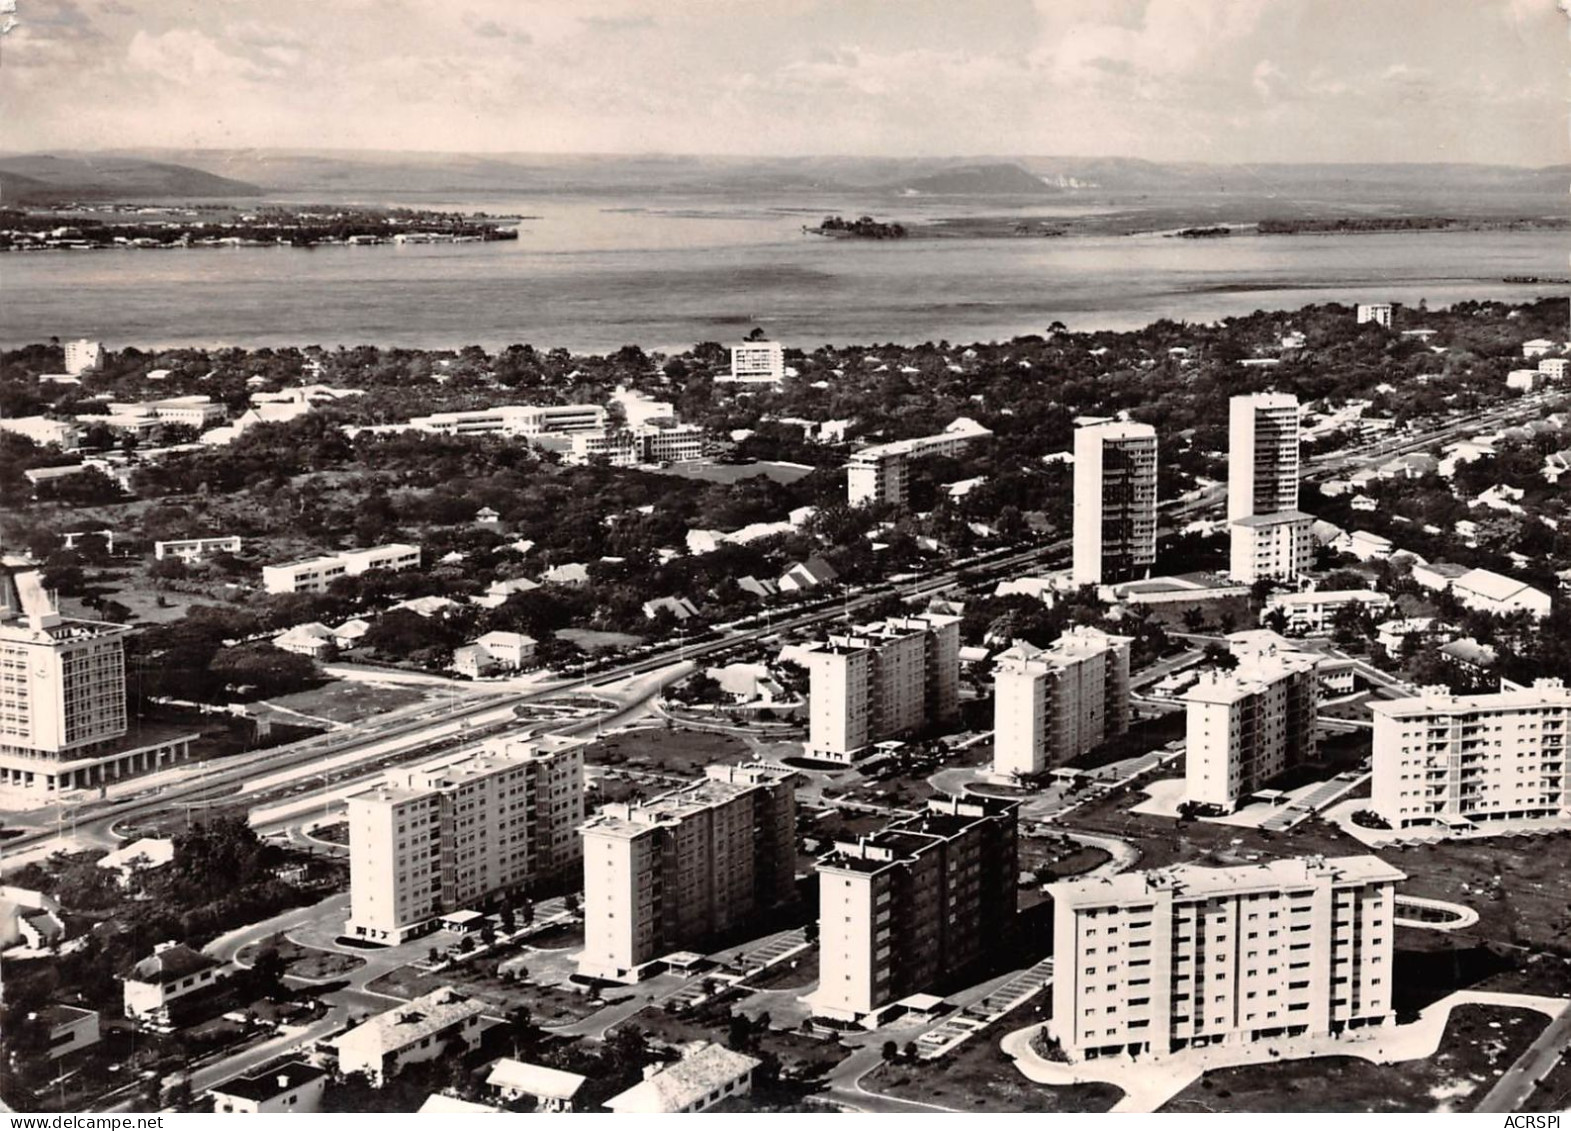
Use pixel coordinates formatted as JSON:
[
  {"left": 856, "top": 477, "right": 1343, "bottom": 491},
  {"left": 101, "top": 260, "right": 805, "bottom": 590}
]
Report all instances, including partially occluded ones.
[{"left": 1, "top": 0, "right": 1567, "bottom": 1118}]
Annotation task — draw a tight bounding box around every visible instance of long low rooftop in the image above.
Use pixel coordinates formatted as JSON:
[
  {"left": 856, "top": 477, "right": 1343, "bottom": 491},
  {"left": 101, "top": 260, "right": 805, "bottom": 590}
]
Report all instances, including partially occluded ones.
[
  {"left": 1371, "top": 678, "right": 1570, "bottom": 720},
  {"left": 1049, "top": 854, "right": 1407, "bottom": 908}
]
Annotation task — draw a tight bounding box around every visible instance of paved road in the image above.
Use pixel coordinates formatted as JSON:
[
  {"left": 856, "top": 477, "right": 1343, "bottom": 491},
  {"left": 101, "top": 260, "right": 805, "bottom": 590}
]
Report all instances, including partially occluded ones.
[{"left": 1475, "top": 1002, "right": 1571, "bottom": 1113}]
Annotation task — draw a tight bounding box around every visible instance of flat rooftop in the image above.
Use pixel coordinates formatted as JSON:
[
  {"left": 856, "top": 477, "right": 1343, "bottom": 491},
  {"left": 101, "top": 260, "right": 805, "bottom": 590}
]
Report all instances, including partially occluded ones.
[{"left": 1050, "top": 854, "right": 1407, "bottom": 908}]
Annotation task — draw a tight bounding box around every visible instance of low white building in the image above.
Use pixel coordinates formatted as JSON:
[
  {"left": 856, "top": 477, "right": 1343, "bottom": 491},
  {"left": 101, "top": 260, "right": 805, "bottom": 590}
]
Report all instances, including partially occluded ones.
[
  {"left": 1263, "top": 589, "right": 1392, "bottom": 635},
  {"left": 1522, "top": 338, "right": 1556, "bottom": 359},
  {"left": 34, "top": 1005, "right": 100, "bottom": 1060},
  {"left": 273, "top": 622, "right": 335, "bottom": 659},
  {"left": 123, "top": 942, "right": 227, "bottom": 1023},
  {"left": 604, "top": 1042, "right": 760, "bottom": 1114},
  {"left": 485, "top": 1059, "right": 587, "bottom": 1111},
  {"left": 1331, "top": 529, "right": 1394, "bottom": 561},
  {"left": 154, "top": 536, "right": 241, "bottom": 562},
  {"left": 1451, "top": 568, "right": 1552, "bottom": 620},
  {"left": 263, "top": 543, "right": 422, "bottom": 594},
  {"left": 210, "top": 1062, "right": 328, "bottom": 1114},
  {"left": 334, "top": 988, "right": 489, "bottom": 1085},
  {"left": 452, "top": 630, "right": 537, "bottom": 678}
]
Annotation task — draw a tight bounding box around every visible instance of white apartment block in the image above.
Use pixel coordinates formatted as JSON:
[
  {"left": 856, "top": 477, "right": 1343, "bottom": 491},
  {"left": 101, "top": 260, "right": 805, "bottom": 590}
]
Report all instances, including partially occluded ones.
[
  {"left": 1262, "top": 589, "right": 1392, "bottom": 635},
  {"left": 1184, "top": 651, "right": 1320, "bottom": 811},
  {"left": 263, "top": 543, "right": 421, "bottom": 594},
  {"left": 1371, "top": 679, "right": 1571, "bottom": 830},
  {"left": 410, "top": 404, "right": 607, "bottom": 437},
  {"left": 1356, "top": 303, "right": 1393, "bottom": 327},
  {"left": 813, "top": 795, "right": 1018, "bottom": 1022},
  {"left": 845, "top": 418, "right": 992, "bottom": 507},
  {"left": 636, "top": 421, "right": 705, "bottom": 464},
  {"left": 154, "top": 536, "right": 241, "bottom": 562},
  {"left": 0, "top": 559, "right": 192, "bottom": 795},
  {"left": 1072, "top": 418, "right": 1158, "bottom": 587},
  {"left": 345, "top": 734, "right": 586, "bottom": 944},
  {"left": 1048, "top": 855, "right": 1405, "bottom": 1062},
  {"left": 724, "top": 341, "right": 786, "bottom": 384},
  {"left": 1230, "top": 512, "right": 1313, "bottom": 584},
  {"left": 992, "top": 627, "right": 1132, "bottom": 779},
  {"left": 64, "top": 339, "right": 105, "bottom": 375},
  {"left": 1228, "top": 393, "right": 1311, "bottom": 583},
  {"left": 801, "top": 613, "right": 960, "bottom": 761},
  {"left": 847, "top": 447, "right": 909, "bottom": 507},
  {"left": 577, "top": 763, "right": 797, "bottom": 982}
]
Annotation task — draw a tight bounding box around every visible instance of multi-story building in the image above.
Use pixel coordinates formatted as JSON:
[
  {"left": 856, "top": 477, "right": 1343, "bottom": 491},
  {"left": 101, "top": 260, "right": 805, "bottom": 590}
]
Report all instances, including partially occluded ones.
[
  {"left": 409, "top": 404, "right": 608, "bottom": 437},
  {"left": 846, "top": 447, "right": 909, "bottom": 507},
  {"left": 1072, "top": 418, "right": 1158, "bottom": 587},
  {"left": 723, "top": 341, "right": 786, "bottom": 385},
  {"left": 104, "top": 396, "right": 227, "bottom": 431},
  {"left": 1370, "top": 679, "right": 1571, "bottom": 830},
  {"left": 64, "top": 339, "right": 105, "bottom": 375},
  {"left": 335, "top": 989, "right": 489, "bottom": 1085},
  {"left": 1356, "top": 303, "right": 1393, "bottom": 327},
  {"left": 0, "top": 558, "right": 193, "bottom": 794},
  {"left": 345, "top": 735, "right": 586, "bottom": 944},
  {"left": 992, "top": 627, "right": 1132, "bottom": 779},
  {"left": 812, "top": 795, "right": 1018, "bottom": 1022},
  {"left": 1184, "top": 650, "right": 1320, "bottom": 811},
  {"left": 577, "top": 763, "right": 797, "bottom": 982},
  {"left": 0, "top": 417, "right": 81, "bottom": 450},
  {"left": 845, "top": 418, "right": 992, "bottom": 507},
  {"left": 262, "top": 543, "right": 421, "bottom": 594},
  {"left": 635, "top": 421, "right": 705, "bottom": 464},
  {"left": 210, "top": 1063, "right": 328, "bottom": 1114},
  {"left": 800, "top": 613, "right": 960, "bottom": 761},
  {"left": 1048, "top": 855, "right": 1405, "bottom": 1062},
  {"left": 1228, "top": 394, "right": 1311, "bottom": 583}
]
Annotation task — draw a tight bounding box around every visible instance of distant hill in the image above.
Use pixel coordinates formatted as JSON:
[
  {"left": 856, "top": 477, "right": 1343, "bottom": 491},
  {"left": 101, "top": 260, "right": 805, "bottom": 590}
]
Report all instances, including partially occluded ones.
[
  {"left": 0, "top": 154, "right": 260, "bottom": 203},
  {"left": 883, "top": 162, "right": 1055, "bottom": 195}
]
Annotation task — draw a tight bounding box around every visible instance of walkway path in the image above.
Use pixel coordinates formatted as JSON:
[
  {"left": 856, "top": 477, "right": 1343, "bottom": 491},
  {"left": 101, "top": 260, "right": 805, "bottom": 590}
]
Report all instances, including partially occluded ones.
[{"left": 1000, "top": 989, "right": 1570, "bottom": 1114}]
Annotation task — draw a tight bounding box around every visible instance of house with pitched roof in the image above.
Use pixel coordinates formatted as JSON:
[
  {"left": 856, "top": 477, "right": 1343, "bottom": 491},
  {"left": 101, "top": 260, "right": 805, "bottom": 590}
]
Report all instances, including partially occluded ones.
[
  {"left": 123, "top": 942, "right": 227, "bottom": 1022},
  {"left": 603, "top": 1042, "right": 760, "bottom": 1114}
]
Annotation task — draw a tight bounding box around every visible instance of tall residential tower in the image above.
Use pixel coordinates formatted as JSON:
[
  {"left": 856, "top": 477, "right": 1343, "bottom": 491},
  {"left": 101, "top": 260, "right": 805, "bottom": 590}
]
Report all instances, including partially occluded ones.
[
  {"left": 1228, "top": 393, "right": 1311, "bottom": 584},
  {"left": 992, "top": 627, "right": 1132, "bottom": 779},
  {"left": 1072, "top": 418, "right": 1158, "bottom": 587}
]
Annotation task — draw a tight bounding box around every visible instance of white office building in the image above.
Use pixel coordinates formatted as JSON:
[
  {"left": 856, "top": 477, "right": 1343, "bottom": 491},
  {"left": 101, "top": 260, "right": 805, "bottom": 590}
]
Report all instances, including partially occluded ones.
[
  {"left": 723, "top": 341, "right": 786, "bottom": 385},
  {"left": 1228, "top": 393, "right": 1311, "bottom": 583},
  {"left": 1371, "top": 679, "right": 1571, "bottom": 830},
  {"left": 1048, "top": 855, "right": 1405, "bottom": 1062},
  {"left": 1072, "top": 418, "right": 1158, "bottom": 587},
  {"left": 1184, "top": 651, "right": 1320, "bottom": 811},
  {"left": 410, "top": 404, "right": 607, "bottom": 437},
  {"left": 800, "top": 613, "right": 961, "bottom": 761},
  {"left": 64, "top": 340, "right": 105, "bottom": 375},
  {"left": 345, "top": 735, "right": 586, "bottom": 944},
  {"left": 992, "top": 627, "right": 1132, "bottom": 779},
  {"left": 1356, "top": 303, "right": 1393, "bottom": 327}
]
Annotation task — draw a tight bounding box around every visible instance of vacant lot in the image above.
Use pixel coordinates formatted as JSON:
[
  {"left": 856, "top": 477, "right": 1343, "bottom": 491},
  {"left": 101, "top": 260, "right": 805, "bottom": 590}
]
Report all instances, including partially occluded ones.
[
  {"left": 262, "top": 680, "right": 439, "bottom": 724},
  {"left": 1159, "top": 1005, "right": 1548, "bottom": 1113},
  {"left": 865, "top": 1017, "right": 1123, "bottom": 1113},
  {"left": 586, "top": 726, "right": 752, "bottom": 774},
  {"left": 559, "top": 628, "right": 645, "bottom": 653}
]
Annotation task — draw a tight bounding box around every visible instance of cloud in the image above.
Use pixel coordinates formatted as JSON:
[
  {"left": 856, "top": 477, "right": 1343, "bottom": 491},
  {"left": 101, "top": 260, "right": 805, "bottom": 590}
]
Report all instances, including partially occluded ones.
[
  {"left": 1252, "top": 59, "right": 1283, "bottom": 99},
  {"left": 126, "top": 27, "right": 277, "bottom": 85}
]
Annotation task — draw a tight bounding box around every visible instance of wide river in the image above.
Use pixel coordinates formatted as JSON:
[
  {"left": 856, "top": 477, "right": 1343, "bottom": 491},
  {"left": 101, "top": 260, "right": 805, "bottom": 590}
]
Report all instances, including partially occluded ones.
[{"left": 2, "top": 195, "right": 1562, "bottom": 352}]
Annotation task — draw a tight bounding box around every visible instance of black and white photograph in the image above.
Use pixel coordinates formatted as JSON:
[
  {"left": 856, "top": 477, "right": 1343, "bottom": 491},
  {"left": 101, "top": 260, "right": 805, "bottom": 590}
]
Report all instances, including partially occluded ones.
[{"left": 0, "top": 0, "right": 1567, "bottom": 1117}]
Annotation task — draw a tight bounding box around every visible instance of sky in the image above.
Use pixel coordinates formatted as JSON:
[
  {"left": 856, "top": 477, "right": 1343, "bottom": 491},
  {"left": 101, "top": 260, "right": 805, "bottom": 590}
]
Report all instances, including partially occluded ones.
[{"left": 1, "top": 0, "right": 1565, "bottom": 165}]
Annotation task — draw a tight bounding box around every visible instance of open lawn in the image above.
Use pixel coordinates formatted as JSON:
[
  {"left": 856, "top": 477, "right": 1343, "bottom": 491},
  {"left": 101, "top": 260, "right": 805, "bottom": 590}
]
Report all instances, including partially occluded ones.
[
  {"left": 587, "top": 726, "right": 752, "bottom": 774},
  {"left": 1159, "top": 1005, "right": 1549, "bottom": 1113},
  {"left": 654, "top": 460, "right": 816, "bottom": 486},
  {"left": 865, "top": 1017, "right": 1124, "bottom": 1113},
  {"left": 236, "top": 934, "right": 363, "bottom": 980},
  {"left": 559, "top": 628, "right": 645, "bottom": 653},
  {"left": 260, "top": 680, "right": 439, "bottom": 724}
]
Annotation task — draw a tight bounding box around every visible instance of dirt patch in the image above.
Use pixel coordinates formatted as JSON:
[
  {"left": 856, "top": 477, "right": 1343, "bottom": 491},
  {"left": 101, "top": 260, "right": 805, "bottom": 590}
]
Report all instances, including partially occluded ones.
[{"left": 1159, "top": 1005, "right": 1549, "bottom": 1113}]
